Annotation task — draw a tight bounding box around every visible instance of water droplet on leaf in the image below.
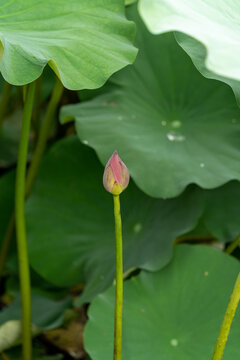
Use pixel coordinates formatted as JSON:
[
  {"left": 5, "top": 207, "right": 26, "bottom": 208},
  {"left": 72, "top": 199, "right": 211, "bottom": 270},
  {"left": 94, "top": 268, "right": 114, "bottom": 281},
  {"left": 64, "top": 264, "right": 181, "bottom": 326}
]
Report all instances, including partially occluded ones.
[
  {"left": 167, "top": 131, "right": 185, "bottom": 142},
  {"left": 170, "top": 339, "right": 178, "bottom": 347}
]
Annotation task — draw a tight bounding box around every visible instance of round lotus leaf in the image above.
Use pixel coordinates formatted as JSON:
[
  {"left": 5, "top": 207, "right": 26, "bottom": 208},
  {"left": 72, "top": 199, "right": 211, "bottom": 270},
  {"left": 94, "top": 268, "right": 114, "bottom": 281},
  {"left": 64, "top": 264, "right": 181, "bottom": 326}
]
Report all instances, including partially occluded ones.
[
  {"left": 85, "top": 245, "right": 240, "bottom": 360},
  {"left": 0, "top": 0, "right": 137, "bottom": 89},
  {"left": 61, "top": 5, "right": 240, "bottom": 198}
]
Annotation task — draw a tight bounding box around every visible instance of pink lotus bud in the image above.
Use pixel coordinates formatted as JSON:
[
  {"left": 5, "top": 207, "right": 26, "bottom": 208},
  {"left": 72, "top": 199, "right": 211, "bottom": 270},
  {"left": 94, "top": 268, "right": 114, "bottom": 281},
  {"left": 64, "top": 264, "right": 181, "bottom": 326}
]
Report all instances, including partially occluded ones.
[{"left": 103, "top": 151, "right": 129, "bottom": 195}]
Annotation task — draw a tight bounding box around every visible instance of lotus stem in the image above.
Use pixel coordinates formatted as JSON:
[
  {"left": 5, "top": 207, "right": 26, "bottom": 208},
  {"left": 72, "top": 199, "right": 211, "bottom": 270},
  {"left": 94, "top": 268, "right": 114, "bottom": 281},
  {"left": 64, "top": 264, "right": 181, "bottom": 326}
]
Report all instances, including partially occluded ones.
[
  {"left": 0, "top": 77, "right": 64, "bottom": 280},
  {"left": 113, "top": 194, "right": 123, "bottom": 360},
  {"left": 15, "top": 81, "right": 35, "bottom": 360},
  {"left": 225, "top": 235, "right": 240, "bottom": 255},
  {"left": 211, "top": 272, "right": 240, "bottom": 360}
]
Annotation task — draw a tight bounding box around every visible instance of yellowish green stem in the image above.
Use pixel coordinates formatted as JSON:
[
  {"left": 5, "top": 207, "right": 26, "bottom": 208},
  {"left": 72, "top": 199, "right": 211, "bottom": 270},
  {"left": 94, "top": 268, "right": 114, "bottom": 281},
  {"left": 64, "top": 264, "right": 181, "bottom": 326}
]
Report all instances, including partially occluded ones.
[
  {"left": 212, "top": 272, "right": 240, "bottom": 360},
  {"left": 113, "top": 195, "right": 123, "bottom": 360},
  {"left": 26, "top": 78, "right": 64, "bottom": 196},
  {"left": 0, "top": 78, "right": 64, "bottom": 280},
  {"left": 225, "top": 235, "right": 240, "bottom": 255},
  {"left": 15, "top": 81, "right": 35, "bottom": 360}
]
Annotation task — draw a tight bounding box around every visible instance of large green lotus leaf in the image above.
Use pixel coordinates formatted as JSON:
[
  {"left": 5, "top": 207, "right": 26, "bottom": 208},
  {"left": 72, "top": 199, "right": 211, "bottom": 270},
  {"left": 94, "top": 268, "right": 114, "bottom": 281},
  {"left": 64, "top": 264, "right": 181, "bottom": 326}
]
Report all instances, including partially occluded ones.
[
  {"left": 175, "top": 33, "right": 240, "bottom": 105},
  {"left": 0, "top": 0, "right": 137, "bottom": 89},
  {"left": 61, "top": 5, "right": 240, "bottom": 198},
  {"left": 26, "top": 136, "right": 203, "bottom": 304},
  {"left": 85, "top": 245, "right": 240, "bottom": 360},
  {"left": 138, "top": 0, "right": 240, "bottom": 85}
]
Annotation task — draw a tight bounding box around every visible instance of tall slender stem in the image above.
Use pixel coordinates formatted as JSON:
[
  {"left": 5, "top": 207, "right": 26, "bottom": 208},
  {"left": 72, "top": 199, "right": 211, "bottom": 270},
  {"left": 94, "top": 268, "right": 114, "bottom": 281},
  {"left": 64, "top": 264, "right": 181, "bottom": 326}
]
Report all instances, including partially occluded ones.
[
  {"left": 15, "top": 81, "right": 35, "bottom": 360},
  {"left": 113, "top": 195, "right": 123, "bottom": 360},
  {"left": 26, "top": 78, "right": 63, "bottom": 196},
  {"left": 225, "top": 235, "right": 240, "bottom": 255},
  {"left": 0, "top": 81, "right": 11, "bottom": 133},
  {"left": 212, "top": 272, "right": 240, "bottom": 360},
  {"left": 0, "top": 78, "right": 64, "bottom": 279}
]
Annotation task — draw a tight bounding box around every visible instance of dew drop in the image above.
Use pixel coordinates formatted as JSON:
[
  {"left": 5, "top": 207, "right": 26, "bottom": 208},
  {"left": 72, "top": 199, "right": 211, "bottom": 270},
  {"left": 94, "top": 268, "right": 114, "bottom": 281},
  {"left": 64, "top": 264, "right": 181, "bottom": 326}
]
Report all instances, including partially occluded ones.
[
  {"left": 170, "top": 339, "right": 178, "bottom": 347},
  {"left": 171, "top": 120, "right": 182, "bottom": 128},
  {"left": 161, "top": 120, "right": 167, "bottom": 126},
  {"left": 167, "top": 131, "right": 185, "bottom": 142},
  {"left": 200, "top": 163, "right": 205, "bottom": 168},
  {"left": 133, "top": 223, "right": 142, "bottom": 233},
  {"left": 117, "top": 116, "right": 123, "bottom": 121},
  {"left": 82, "top": 140, "right": 88, "bottom": 145}
]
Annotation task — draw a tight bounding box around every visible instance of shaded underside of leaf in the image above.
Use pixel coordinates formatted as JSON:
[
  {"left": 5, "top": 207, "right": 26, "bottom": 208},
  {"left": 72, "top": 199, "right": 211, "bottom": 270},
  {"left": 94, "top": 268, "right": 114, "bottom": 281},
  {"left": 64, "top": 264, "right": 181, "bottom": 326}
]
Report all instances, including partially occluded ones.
[{"left": 138, "top": 0, "right": 240, "bottom": 84}]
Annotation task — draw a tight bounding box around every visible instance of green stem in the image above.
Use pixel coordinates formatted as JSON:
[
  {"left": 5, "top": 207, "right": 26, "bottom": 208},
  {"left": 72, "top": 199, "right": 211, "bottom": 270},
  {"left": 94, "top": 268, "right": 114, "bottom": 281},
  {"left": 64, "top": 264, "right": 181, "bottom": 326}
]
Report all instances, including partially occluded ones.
[
  {"left": 0, "top": 81, "right": 11, "bottom": 132},
  {"left": 15, "top": 81, "right": 35, "bottom": 360},
  {"left": 113, "top": 195, "right": 123, "bottom": 360},
  {"left": 25, "top": 78, "right": 64, "bottom": 196},
  {"left": 211, "top": 272, "right": 240, "bottom": 360},
  {"left": 225, "top": 235, "right": 240, "bottom": 255},
  {"left": 0, "top": 78, "right": 64, "bottom": 280}
]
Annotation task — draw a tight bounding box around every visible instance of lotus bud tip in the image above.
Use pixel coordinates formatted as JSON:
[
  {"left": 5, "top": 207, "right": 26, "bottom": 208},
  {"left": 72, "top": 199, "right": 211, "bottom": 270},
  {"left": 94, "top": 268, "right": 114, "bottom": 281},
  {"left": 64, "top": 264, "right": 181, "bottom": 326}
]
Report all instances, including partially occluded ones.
[{"left": 103, "top": 151, "right": 129, "bottom": 195}]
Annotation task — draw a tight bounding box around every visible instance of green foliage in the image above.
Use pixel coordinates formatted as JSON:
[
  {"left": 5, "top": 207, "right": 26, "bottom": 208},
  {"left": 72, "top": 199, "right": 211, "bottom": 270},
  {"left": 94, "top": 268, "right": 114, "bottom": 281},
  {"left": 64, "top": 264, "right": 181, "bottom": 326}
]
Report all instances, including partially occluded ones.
[
  {"left": 0, "top": 1, "right": 240, "bottom": 359},
  {"left": 61, "top": 5, "right": 240, "bottom": 198},
  {"left": 85, "top": 245, "right": 240, "bottom": 360},
  {"left": 0, "top": 0, "right": 137, "bottom": 89},
  {"left": 139, "top": 0, "right": 240, "bottom": 88},
  {"left": 26, "top": 136, "right": 203, "bottom": 304}
]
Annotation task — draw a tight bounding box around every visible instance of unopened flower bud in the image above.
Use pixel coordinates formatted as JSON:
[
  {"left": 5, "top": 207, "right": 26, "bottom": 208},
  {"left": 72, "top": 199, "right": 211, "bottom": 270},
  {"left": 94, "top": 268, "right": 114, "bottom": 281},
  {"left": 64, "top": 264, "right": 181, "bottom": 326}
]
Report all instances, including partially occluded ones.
[{"left": 103, "top": 151, "right": 129, "bottom": 195}]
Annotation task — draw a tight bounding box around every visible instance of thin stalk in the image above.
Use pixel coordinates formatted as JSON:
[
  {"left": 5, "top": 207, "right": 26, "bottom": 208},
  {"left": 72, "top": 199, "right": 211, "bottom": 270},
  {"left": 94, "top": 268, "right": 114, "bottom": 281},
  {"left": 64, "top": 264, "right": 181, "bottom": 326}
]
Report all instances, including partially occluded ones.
[
  {"left": 211, "top": 272, "right": 240, "bottom": 360},
  {"left": 26, "top": 78, "right": 64, "bottom": 196},
  {"left": 15, "top": 81, "right": 35, "bottom": 360},
  {"left": 0, "top": 81, "right": 11, "bottom": 132},
  {"left": 0, "top": 78, "right": 64, "bottom": 279},
  {"left": 113, "top": 195, "right": 123, "bottom": 360},
  {"left": 225, "top": 235, "right": 240, "bottom": 255}
]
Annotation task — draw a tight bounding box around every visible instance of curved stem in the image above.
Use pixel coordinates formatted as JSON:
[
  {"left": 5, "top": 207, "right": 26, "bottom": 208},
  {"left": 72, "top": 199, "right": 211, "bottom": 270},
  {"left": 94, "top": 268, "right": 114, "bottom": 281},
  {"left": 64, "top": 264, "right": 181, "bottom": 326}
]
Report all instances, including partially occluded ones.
[
  {"left": 0, "top": 78, "right": 64, "bottom": 279},
  {"left": 25, "top": 78, "right": 64, "bottom": 196},
  {"left": 15, "top": 81, "right": 35, "bottom": 360},
  {"left": 0, "top": 81, "right": 11, "bottom": 133},
  {"left": 211, "top": 272, "right": 240, "bottom": 360},
  {"left": 225, "top": 235, "right": 240, "bottom": 255},
  {"left": 113, "top": 195, "right": 123, "bottom": 360}
]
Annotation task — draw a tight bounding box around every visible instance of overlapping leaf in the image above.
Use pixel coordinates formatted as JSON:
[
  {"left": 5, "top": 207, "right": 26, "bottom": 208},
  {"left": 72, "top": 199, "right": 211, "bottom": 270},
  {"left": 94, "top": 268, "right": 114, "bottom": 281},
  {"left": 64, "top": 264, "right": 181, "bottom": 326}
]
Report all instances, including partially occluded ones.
[
  {"left": 26, "top": 136, "right": 203, "bottom": 304},
  {"left": 0, "top": 0, "right": 137, "bottom": 89},
  {"left": 85, "top": 245, "right": 240, "bottom": 360},
  {"left": 202, "top": 182, "right": 240, "bottom": 243},
  {"left": 61, "top": 5, "right": 240, "bottom": 198},
  {"left": 175, "top": 33, "right": 240, "bottom": 104},
  {"left": 138, "top": 0, "right": 240, "bottom": 89}
]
